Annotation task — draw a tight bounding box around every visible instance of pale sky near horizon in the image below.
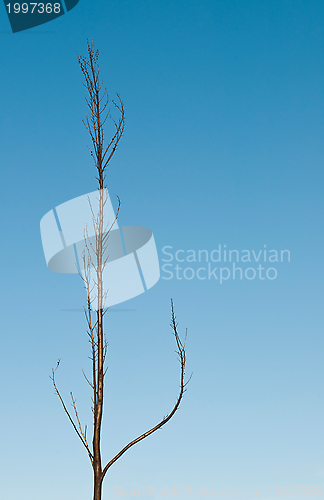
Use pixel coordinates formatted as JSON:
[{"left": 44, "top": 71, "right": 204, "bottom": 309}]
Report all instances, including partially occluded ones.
[{"left": 1, "top": 1, "right": 324, "bottom": 499}]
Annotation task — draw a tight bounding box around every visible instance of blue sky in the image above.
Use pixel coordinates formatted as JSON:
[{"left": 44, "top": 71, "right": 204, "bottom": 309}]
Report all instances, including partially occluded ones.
[{"left": 1, "top": 0, "right": 324, "bottom": 499}]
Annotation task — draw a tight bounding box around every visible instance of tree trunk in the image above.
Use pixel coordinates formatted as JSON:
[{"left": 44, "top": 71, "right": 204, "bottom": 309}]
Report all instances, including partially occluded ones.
[
  {"left": 93, "top": 475, "right": 103, "bottom": 500},
  {"left": 93, "top": 186, "right": 104, "bottom": 500}
]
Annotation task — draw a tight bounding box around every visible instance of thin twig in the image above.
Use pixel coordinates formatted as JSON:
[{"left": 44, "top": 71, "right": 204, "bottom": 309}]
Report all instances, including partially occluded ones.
[{"left": 50, "top": 361, "right": 94, "bottom": 465}]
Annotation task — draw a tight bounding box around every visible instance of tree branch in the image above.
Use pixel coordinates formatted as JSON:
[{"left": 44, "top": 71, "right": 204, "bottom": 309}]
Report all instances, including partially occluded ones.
[
  {"left": 101, "top": 300, "right": 190, "bottom": 480},
  {"left": 50, "top": 361, "right": 94, "bottom": 465}
]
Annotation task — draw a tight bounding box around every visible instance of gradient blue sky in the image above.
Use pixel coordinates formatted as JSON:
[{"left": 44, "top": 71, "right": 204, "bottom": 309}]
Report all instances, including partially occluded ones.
[{"left": 1, "top": 1, "right": 324, "bottom": 499}]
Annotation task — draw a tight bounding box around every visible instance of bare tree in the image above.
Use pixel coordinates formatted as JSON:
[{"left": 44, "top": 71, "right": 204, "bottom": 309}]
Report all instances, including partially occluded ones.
[{"left": 50, "top": 39, "right": 191, "bottom": 500}]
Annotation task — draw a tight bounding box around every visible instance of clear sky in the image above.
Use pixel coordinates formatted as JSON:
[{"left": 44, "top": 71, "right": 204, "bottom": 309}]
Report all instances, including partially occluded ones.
[{"left": 1, "top": 1, "right": 324, "bottom": 499}]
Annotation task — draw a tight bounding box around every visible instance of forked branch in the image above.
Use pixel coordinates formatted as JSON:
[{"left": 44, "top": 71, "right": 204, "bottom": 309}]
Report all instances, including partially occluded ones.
[
  {"left": 101, "top": 299, "right": 191, "bottom": 480},
  {"left": 77, "top": 38, "right": 125, "bottom": 188}
]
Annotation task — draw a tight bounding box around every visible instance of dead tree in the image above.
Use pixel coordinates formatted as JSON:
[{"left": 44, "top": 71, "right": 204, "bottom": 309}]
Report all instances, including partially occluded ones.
[{"left": 50, "top": 39, "right": 190, "bottom": 500}]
